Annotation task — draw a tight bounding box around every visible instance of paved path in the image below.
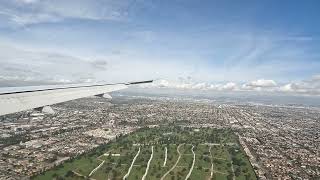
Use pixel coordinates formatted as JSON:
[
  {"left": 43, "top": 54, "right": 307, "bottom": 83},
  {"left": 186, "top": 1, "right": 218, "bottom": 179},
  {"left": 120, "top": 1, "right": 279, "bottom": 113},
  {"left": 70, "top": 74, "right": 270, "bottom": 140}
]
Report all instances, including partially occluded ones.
[
  {"left": 212, "top": 170, "right": 228, "bottom": 175},
  {"left": 123, "top": 147, "right": 141, "bottom": 180},
  {"left": 161, "top": 144, "right": 182, "bottom": 180},
  {"left": 226, "top": 148, "right": 236, "bottom": 180},
  {"left": 212, "top": 156, "right": 228, "bottom": 161},
  {"left": 209, "top": 146, "right": 214, "bottom": 180},
  {"left": 110, "top": 163, "right": 141, "bottom": 166},
  {"left": 72, "top": 171, "right": 85, "bottom": 177},
  {"left": 185, "top": 145, "right": 195, "bottom": 180},
  {"left": 230, "top": 162, "right": 236, "bottom": 180},
  {"left": 88, "top": 160, "right": 105, "bottom": 177},
  {"left": 142, "top": 146, "right": 154, "bottom": 180},
  {"left": 163, "top": 147, "right": 168, "bottom": 167},
  {"left": 201, "top": 143, "right": 237, "bottom": 146}
]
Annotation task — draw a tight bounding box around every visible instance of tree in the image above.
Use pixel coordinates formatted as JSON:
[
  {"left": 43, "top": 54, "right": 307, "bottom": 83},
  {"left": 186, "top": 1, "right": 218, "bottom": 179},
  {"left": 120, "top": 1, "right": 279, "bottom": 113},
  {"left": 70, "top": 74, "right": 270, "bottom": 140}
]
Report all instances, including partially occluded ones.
[
  {"left": 65, "top": 170, "right": 73, "bottom": 177},
  {"left": 235, "top": 167, "right": 241, "bottom": 177},
  {"left": 52, "top": 173, "right": 58, "bottom": 178},
  {"left": 227, "top": 174, "right": 233, "bottom": 180},
  {"left": 182, "top": 168, "right": 187, "bottom": 172}
]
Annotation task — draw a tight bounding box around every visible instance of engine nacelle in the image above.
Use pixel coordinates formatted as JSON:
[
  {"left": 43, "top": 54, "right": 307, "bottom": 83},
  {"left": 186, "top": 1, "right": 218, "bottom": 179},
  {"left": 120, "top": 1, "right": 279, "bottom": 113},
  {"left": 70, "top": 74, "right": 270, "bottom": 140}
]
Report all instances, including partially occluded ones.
[
  {"left": 95, "top": 93, "right": 112, "bottom": 99},
  {"left": 34, "top": 106, "right": 55, "bottom": 114}
]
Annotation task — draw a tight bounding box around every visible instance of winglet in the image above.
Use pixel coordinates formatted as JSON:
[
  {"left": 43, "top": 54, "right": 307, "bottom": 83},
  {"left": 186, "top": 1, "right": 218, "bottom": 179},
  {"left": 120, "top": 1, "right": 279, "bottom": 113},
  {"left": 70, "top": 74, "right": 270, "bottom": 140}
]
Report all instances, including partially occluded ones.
[{"left": 126, "top": 80, "right": 153, "bottom": 85}]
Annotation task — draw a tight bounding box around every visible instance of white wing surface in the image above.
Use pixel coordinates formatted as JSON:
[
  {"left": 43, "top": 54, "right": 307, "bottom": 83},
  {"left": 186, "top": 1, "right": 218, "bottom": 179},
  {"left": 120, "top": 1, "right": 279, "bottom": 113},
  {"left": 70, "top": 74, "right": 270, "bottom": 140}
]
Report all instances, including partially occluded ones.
[{"left": 0, "top": 80, "right": 153, "bottom": 116}]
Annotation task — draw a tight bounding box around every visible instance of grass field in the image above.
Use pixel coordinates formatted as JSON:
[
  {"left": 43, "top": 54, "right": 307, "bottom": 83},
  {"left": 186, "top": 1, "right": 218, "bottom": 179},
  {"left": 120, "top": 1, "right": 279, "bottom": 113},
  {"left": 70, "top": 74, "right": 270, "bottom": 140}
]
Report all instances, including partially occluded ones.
[{"left": 32, "top": 126, "right": 257, "bottom": 180}]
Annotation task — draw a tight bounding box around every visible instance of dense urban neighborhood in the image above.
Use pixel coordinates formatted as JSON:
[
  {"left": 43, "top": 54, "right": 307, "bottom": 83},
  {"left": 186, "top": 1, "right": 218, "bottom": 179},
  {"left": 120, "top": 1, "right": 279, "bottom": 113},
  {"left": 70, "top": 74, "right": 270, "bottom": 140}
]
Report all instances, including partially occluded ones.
[{"left": 0, "top": 93, "right": 319, "bottom": 179}]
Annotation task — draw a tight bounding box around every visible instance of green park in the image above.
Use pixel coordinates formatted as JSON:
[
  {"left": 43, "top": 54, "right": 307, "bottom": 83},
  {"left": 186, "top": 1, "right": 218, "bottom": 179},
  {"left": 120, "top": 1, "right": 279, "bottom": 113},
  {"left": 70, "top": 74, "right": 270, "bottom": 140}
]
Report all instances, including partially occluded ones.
[{"left": 32, "top": 126, "right": 257, "bottom": 180}]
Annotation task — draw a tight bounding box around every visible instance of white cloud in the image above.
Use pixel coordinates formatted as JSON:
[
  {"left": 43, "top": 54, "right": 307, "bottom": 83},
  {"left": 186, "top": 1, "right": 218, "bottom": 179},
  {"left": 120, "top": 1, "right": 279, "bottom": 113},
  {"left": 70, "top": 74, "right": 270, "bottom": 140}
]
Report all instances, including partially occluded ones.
[
  {"left": 158, "top": 79, "right": 170, "bottom": 87},
  {"left": 220, "top": 82, "right": 238, "bottom": 91},
  {"left": 241, "top": 79, "right": 277, "bottom": 91},
  {"left": 140, "top": 76, "right": 320, "bottom": 96},
  {"left": 278, "top": 76, "right": 320, "bottom": 95},
  {"left": 279, "top": 83, "right": 295, "bottom": 92},
  {"left": 247, "top": 79, "right": 277, "bottom": 87},
  {"left": 142, "top": 80, "right": 240, "bottom": 91},
  {"left": 312, "top": 74, "right": 320, "bottom": 80},
  {"left": 0, "top": 0, "right": 132, "bottom": 26},
  {"left": 18, "top": 0, "right": 39, "bottom": 4},
  {"left": 0, "top": 44, "right": 104, "bottom": 84},
  {"left": 192, "top": 82, "right": 207, "bottom": 90}
]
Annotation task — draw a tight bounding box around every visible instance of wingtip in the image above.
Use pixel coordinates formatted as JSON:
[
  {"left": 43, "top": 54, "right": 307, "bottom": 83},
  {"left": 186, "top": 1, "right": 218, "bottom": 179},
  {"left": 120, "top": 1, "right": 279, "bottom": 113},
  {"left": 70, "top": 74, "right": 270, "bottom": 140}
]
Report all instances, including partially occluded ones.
[{"left": 127, "top": 80, "right": 154, "bottom": 85}]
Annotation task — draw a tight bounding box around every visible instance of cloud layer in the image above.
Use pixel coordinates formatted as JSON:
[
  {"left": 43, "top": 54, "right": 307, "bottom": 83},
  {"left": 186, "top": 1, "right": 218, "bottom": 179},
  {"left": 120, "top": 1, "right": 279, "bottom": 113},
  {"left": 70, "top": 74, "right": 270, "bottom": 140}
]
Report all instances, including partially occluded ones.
[{"left": 141, "top": 77, "right": 320, "bottom": 96}]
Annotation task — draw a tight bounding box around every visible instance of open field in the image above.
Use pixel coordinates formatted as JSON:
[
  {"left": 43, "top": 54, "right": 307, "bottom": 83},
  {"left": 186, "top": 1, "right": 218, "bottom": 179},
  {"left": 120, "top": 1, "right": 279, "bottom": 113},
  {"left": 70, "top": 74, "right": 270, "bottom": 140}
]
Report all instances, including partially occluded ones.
[{"left": 32, "top": 126, "right": 257, "bottom": 180}]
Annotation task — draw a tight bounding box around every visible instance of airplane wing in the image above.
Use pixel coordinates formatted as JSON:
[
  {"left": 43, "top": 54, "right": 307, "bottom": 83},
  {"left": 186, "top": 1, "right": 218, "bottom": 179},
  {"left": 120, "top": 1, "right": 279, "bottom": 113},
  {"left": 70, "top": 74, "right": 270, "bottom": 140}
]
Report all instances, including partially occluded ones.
[{"left": 0, "top": 80, "right": 153, "bottom": 116}]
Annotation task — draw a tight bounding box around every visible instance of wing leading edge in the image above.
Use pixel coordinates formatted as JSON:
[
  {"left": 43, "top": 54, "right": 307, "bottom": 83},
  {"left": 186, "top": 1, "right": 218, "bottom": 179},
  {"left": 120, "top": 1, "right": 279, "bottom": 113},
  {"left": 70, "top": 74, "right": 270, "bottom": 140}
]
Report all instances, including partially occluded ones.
[{"left": 0, "top": 80, "right": 153, "bottom": 116}]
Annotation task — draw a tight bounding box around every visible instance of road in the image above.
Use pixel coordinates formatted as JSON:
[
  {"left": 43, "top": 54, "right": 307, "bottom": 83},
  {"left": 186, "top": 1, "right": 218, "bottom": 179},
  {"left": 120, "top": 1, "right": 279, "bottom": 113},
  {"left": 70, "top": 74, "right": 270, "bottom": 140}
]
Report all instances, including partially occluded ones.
[
  {"left": 161, "top": 144, "right": 183, "bottom": 180},
  {"left": 185, "top": 145, "right": 195, "bottom": 180},
  {"left": 123, "top": 147, "right": 141, "bottom": 180},
  {"left": 142, "top": 146, "right": 154, "bottom": 180},
  {"left": 163, "top": 147, "right": 168, "bottom": 167},
  {"left": 209, "top": 146, "right": 214, "bottom": 180},
  {"left": 88, "top": 160, "right": 105, "bottom": 177}
]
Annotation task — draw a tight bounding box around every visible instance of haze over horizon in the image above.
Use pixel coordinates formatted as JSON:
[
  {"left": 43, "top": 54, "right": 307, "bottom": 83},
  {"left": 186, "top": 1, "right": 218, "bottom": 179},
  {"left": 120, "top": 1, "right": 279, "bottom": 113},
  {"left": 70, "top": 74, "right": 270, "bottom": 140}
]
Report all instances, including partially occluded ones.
[{"left": 0, "top": 0, "right": 320, "bottom": 95}]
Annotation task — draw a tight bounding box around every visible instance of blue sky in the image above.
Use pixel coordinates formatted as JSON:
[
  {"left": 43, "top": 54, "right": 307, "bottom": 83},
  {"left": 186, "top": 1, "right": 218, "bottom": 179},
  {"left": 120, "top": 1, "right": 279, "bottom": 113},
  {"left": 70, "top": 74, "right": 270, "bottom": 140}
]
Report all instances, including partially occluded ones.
[{"left": 0, "top": 0, "right": 319, "bottom": 95}]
